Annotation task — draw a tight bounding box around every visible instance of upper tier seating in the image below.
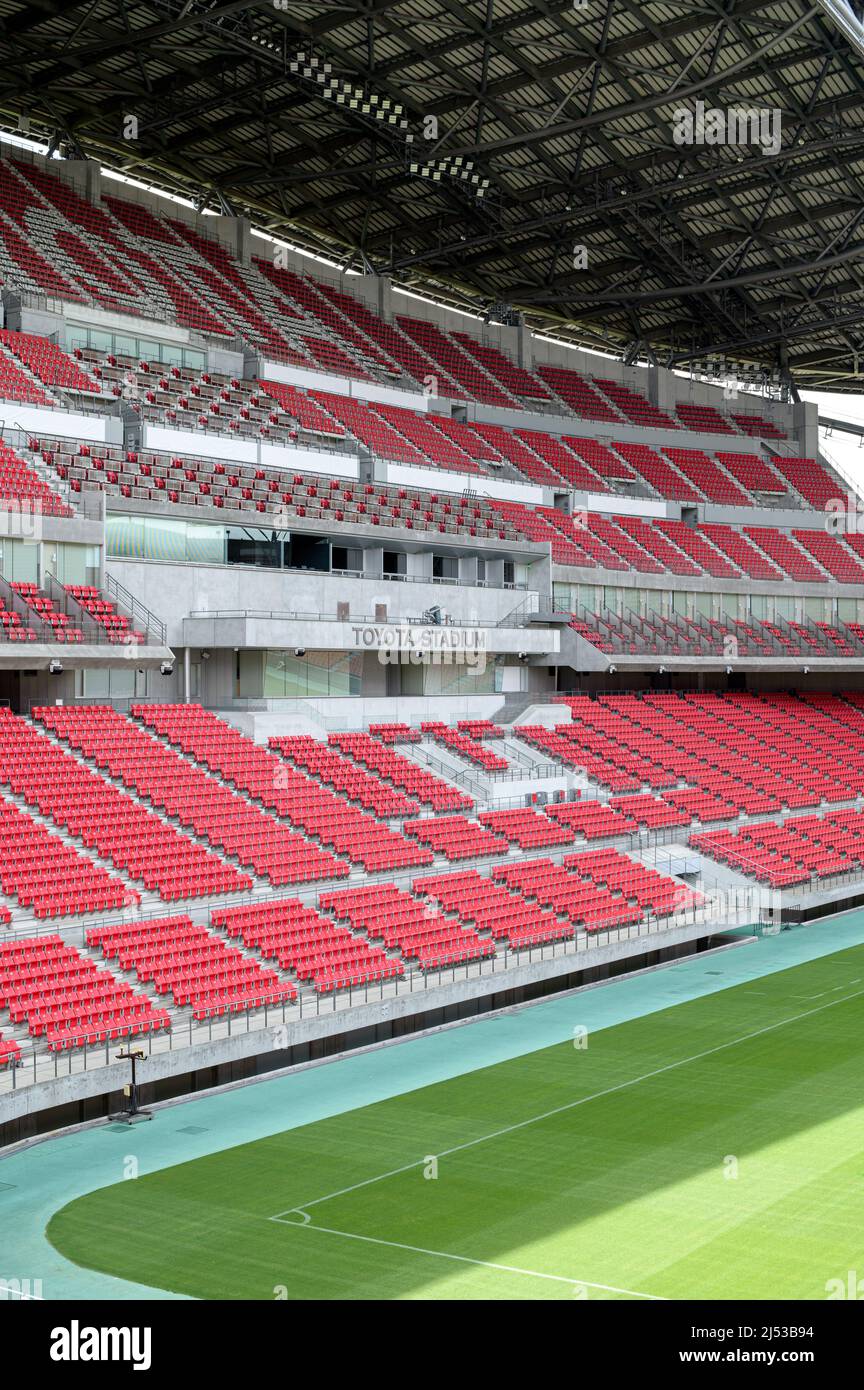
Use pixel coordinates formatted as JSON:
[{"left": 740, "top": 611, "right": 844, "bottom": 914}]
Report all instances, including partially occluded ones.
[
  {"left": 731, "top": 411, "right": 786, "bottom": 439},
  {"left": 452, "top": 333, "right": 551, "bottom": 401},
  {"left": 535, "top": 364, "right": 623, "bottom": 423},
  {"left": 593, "top": 379, "right": 679, "bottom": 430},
  {"left": 567, "top": 608, "right": 864, "bottom": 660},
  {"left": 396, "top": 316, "right": 517, "bottom": 406},
  {"left": 675, "top": 402, "right": 736, "bottom": 434},
  {"left": 310, "top": 279, "right": 464, "bottom": 395}
]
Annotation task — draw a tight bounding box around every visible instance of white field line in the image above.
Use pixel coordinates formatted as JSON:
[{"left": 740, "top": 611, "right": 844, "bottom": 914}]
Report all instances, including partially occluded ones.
[
  {"left": 270, "top": 984, "right": 864, "bottom": 1224},
  {"left": 271, "top": 1221, "right": 665, "bottom": 1299}
]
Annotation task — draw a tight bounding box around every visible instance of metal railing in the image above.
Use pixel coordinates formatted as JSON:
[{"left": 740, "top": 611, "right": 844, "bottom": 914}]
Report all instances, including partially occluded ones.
[
  {"left": 0, "top": 876, "right": 748, "bottom": 1098},
  {"left": 104, "top": 572, "right": 167, "bottom": 646}
]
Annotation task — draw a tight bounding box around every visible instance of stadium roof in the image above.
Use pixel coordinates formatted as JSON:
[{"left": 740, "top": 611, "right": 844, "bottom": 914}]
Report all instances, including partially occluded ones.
[{"left": 2, "top": 0, "right": 864, "bottom": 387}]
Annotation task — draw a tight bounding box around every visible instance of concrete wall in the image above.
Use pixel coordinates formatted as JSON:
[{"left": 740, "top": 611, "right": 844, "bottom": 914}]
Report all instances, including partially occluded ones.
[{"left": 107, "top": 558, "right": 546, "bottom": 643}]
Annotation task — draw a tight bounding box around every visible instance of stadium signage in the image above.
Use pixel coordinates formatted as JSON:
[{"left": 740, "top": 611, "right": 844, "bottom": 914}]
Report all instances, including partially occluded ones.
[
  {"left": 49, "top": 1321, "right": 152, "bottom": 1371},
  {"left": 352, "top": 623, "right": 488, "bottom": 671}
]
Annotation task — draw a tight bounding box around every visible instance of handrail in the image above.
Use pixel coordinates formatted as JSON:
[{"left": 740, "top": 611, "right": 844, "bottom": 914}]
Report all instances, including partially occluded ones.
[{"left": 104, "top": 572, "right": 166, "bottom": 646}]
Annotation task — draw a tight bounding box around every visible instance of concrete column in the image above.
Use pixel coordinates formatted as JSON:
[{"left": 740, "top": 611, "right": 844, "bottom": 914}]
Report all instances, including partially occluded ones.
[
  {"left": 364, "top": 547, "right": 384, "bottom": 579},
  {"left": 218, "top": 216, "right": 252, "bottom": 266},
  {"left": 459, "top": 555, "right": 479, "bottom": 586},
  {"left": 183, "top": 646, "right": 191, "bottom": 704},
  {"left": 63, "top": 159, "right": 101, "bottom": 205},
  {"left": 516, "top": 322, "right": 533, "bottom": 370},
  {"left": 359, "top": 273, "right": 393, "bottom": 322},
  {"left": 793, "top": 399, "right": 819, "bottom": 458}
]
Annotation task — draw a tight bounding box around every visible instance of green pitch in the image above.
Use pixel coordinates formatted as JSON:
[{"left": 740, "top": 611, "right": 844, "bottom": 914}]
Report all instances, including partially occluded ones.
[{"left": 48, "top": 946, "right": 864, "bottom": 1300}]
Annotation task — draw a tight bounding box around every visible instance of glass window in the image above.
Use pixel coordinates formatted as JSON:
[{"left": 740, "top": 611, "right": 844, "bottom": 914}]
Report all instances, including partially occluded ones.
[
  {"left": 144, "top": 517, "right": 187, "bottom": 563},
  {"left": 106, "top": 514, "right": 146, "bottom": 558},
  {"left": 262, "top": 650, "right": 361, "bottom": 697},
  {"left": 622, "top": 588, "right": 641, "bottom": 614},
  {"left": 186, "top": 523, "right": 225, "bottom": 565}
]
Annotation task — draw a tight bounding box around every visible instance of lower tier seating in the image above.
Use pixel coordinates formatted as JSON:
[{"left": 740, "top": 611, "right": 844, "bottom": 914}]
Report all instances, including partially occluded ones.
[
  {"left": 88, "top": 915, "right": 296, "bottom": 1020},
  {"left": 320, "top": 882, "right": 496, "bottom": 970},
  {"left": 0, "top": 934, "right": 169, "bottom": 1050},
  {"left": 212, "top": 898, "right": 403, "bottom": 993}
]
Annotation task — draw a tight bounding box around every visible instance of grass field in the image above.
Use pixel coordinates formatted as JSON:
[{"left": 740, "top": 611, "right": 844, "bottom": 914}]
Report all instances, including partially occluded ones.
[{"left": 47, "top": 946, "right": 864, "bottom": 1300}]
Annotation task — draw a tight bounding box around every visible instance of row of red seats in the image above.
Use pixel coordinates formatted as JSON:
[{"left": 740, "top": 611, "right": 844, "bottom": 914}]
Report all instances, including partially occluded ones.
[
  {"left": 320, "top": 881, "right": 495, "bottom": 970},
  {"left": 132, "top": 705, "right": 433, "bottom": 872},
  {"left": 36, "top": 706, "right": 348, "bottom": 887},
  {"left": 0, "top": 709, "right": 250, "bottom": 901},
  {"left": 89, "top": 915, "right": 296, "bottom": 1019},
  {"left": 420, "top": 722, "right": 509, "bottom": 772},
  {"left": 0, "top": 934, "right": 169, "bottom": 1050},
  {"left": 329, "top": 730, "right": 473, "bottom": 811},
  {"left": 403, "top": 814, "right": 509, "bottom": 860},
  {"left": 268, "top": 734, "right": 420, "bottom": 817},
  {"left": 415, "top": 869, "right": 574, "bottom": 949},
  {"left": 212, "top": 897, "right": 403, "bottom": 993}
]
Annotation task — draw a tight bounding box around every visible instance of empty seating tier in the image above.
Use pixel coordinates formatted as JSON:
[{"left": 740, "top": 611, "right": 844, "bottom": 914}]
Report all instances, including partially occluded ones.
[
  {"left": 88, "top": 915, "right": 296, "bottom": 1020},
  {"left": 321, "top": 881, "right": 496, "bottom": 970},
  {"left": 212, "top": 897, "right": 402, "bottom": 994},
  {"left": 0, "top": 934, "right": 169, "bottom": 1051},
  {"left": 133, "top": 705, "right": 432, "bottom": 872},
  {"left": 0, "top": 709, "right": 250, "bottom": 901}
]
